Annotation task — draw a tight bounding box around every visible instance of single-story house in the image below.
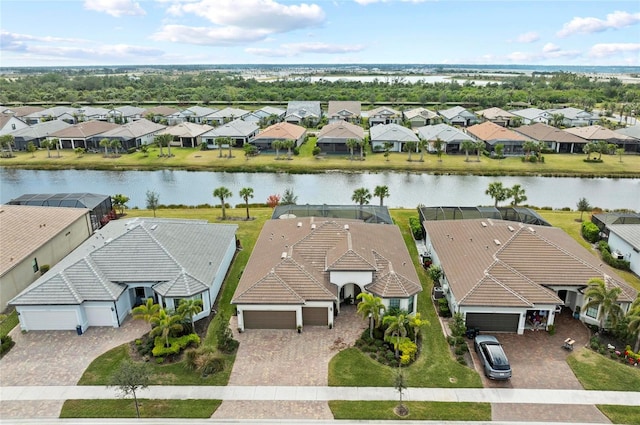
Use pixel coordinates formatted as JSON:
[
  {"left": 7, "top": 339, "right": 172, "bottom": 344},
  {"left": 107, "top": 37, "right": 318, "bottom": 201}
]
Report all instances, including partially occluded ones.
[
  {"left": 370, "top": 123, "right": 419, "bottom": 153},
  {"left": 97, "top": 118, "right": 167, "bottom": 150},
  {"left": 249, "top": 122, "right": 306, "bottom": 151},
  {"left": 547, "top": 107, "right": 599, "bottom": 127},
  {"left": 417, "top": 123, "right": 472, "bottom": 154},
  {"left": 327, "top": 101, "right": 361, "bottom": 123},
  {"left": 466, "top": 121, "right": 530, "bottom": 155},
  {"left": 50, "top": 120, "right": 121, "bottom": 150},
  {"left": 201, "top": 119, "right": 259, "bottom": 148},
  {"left": 0, "top": 114, "right": 29, "bottom": 137},
  {"left": 509, "top": 108, "right": 551, "bottom": 125},
  {"left": 108, "top": 106, "right": 147, "bottom": 123},
  {"left": 205, "top": 107, "right": 251, "bottom": 126},
  {"left": 285, "top": 101, "right": 322, "bottom": 126},
  {"left": 168, "top": 106, "right": 218, "bottom": 125},
  {"left": 367, "top": 106, "right": 402, "bottom": 127},
  {"left": 437, "top": 106, "right": 479, "bottom": 127},
  {"left": 10, "top": 218, "right": 238, "bottom": 332},
  {"left": 316, "top": 121, "right": 364, "bottom": 154},
  {"left": 423, "top": 218, "right": 637, "bottom": 334},
  {"left": 9, "top": 120, "right": 72, "bottom": 151},
  {"left": 232, "top": 217, "right": 422, "bottom": 331},
  {"left": 513, "top": 122, "right": 588, "bottom": 154},
  {"left": 24, "top": 106, "right": 77, "bottom": 125},
  {"left": 144, "top": 106, "right": 179, "bottom": 124},
  {"left": 606, "top": 224, "right": 640, "bottom": 276},
  {"left": 156, "top": 122, "right": 213, "bottom": 148},
  {"left": 77, "top": 106, "right": 110, "bottom": 122},
  {"left": 243, "top": 106, "right": 286, "bottom": 127},
  {"left": 476, "top": 107, "right": 518, "bottom": 127},
  {"left": 615, "top": 125, "right": 640, "bottom": 142},
  {"left": 563, "top": 125, "right": 639, "bottom": 153},
  {"left": 1, "top": 106, "right": 44, "bottom": 119},
  {"left": 0, "top": 204, "right": 93, "bottom": 311},
  {"left": 403, "top": 108, "right": 439, "bottom": 128}
]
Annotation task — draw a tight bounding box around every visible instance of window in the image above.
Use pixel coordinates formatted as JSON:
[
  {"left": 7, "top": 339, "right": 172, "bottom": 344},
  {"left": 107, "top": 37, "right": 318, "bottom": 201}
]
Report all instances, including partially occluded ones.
[
  {"left": 585, "top": 304, "right": 598, "bottom": 319},
  {"left": 32, "top": 258, "right": 39, "bottom": 273},
  {"left": 407, "top": 296, "right": 414, "bottom": 313},
  {"left": 389, "top": 298, "right": 400, "bottom": 309}
]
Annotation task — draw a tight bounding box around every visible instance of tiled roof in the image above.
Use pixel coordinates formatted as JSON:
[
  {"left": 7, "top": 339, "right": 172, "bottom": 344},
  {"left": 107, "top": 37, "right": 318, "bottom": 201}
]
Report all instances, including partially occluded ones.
[
  {"left": 438, "top": 106, "right": 476, "bottom": 120},
  {"left": 327, "top": 101, "right": 361, "bottom": 117},
  {"left": 9, "top": 120, "right": 72, "bottom": 141},
  {"left": 476, "top": 107, "right": 516, "bottom": 120},
  {"left": 564, "top": 125, "right": 638, "bottom": 142},
  {"left": 99, "top": 119, "right": 166, "bottom": 139},
  {"left": 424, "top": 219, "right": 637, "bottom": 307},
  {"left": 232, "top": 217, "right": 421, "bottom": 305},
  {"left": 317, "top": 121, "right": 364, "bottom": 140},
  {"left": 466, "top": 121, "right": 529, "bottom": 143},
  {"left": 367, "top": 106, "right": 400, "bottom": 117},
  {"left": 113, "top": 106, "right": 146, "bottom": 116},
  {"left": 7, "top": 106, "right": 44, "bottom": 117},
  {"left": 50, "top": 120, "right": 120, "bottom": 139},
  {"left": 286, "top": 101, "right": 321, "bottom": 118},
  {"left": 0, "top": 205, "right": 89, "bottom": 276},
  {"left": 510, "top": 108, "right": 549, "bottom": 121},
  {"left": 608, "top": 224, "right": 640, "bottom": 251},
  {"left": 417, "top": 123, "right": 470, "bottom": 143},
  {"left": 369, "top": 123, "right": 419, "bottom": 142},
  {"left": 158, "top": 122, "right": 213, "bottom": 137},
  {"left": 616, "top": 125, "right": 640, "bottom": 140},
  {"left": 146, "top": 106, "right": 179, "bottom": 116},
  {"left": 513, "top": 123, "right": 587, "bottom": 144},
  {"left": 254, "top": 122, "right": 306, "bottom": 140},
  {"left": 184, "top": 106, "right": 217, "bottom": 117},
  {"left": 201, "top": 119, "right": 258, "bottom": 137},
  {"left": 547, "top": 107, "right": 597, "bottom": 120},
  {"left": 404, "top": 108, "right": 438, "bottom": 120},
  {"left": 207, "top": 107, "right": 250, "bottom": 119}
]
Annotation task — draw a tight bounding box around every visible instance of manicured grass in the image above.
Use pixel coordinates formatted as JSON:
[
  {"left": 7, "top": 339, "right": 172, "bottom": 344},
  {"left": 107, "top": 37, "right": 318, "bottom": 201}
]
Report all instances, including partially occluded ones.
[
  {"left": 0, "top": 310, "right": 19, "bottom": 338},
  {"left": 597, "top": 405, "right": 640, "bottom": 425},
  {"left": 328, "top": 209, "right": 483, "bottom": 388},
  {"left": 329, "top": 401, "right": 491, "bottom": 421},
  {"left": 3, "top": 145, "right": 639, "bottom": 178},
  {"left": 60, "top": 399, "right": 220, "bottom": 418},
  {"left": 566, "top": 348, "right": 640, "bottom": 391}
]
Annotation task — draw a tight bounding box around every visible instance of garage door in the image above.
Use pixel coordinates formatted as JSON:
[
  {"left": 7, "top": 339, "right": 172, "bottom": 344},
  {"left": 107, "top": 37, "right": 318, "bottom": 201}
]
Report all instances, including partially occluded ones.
[
  {"left": 465, "top": 313, "right": 519, "bottom": 333},
  {"left": 243, "top": 311, "right": 296, "bottom": 329},
  {"left": 85, "top": 305, "right": 113, "bottom": 327},
  {"left": 21, "top": 309, "right": 78, "bottom": 331},
  {"left": 303, "top": 307, "right": 328, "bottom": 326}
]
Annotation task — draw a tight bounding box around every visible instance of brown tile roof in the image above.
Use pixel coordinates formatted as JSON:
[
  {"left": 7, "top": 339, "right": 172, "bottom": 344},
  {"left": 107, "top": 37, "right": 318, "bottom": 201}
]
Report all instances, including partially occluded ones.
[
  {"left": 564, "top": 125, "right": 638, "bottom": 142},
  {"left": 8, "top": 106, "right": 45, "bottom": 117},
  {"left": 232, "top": 217, "right": 421, "bottom": 304},
  {"left": 327, "top": 101, "right": 361, "bottom": 117},
  {"left": 424, "top": 219, "right": 637, "bottom": 307},
  {"left": 514, "top": 123, "right": 587, "bottom": 144},
  {"left": 158, "top": 122, "right": 213, "bottom": 137},
  {"left": 0, "top": 205, "right": 89, "bottom": 276},
  {"left": 50, "top": 120, "right": 120, "bottom": 139},
  {"left": 317, "top": 121, "right": 364, "bottom": 140},
  {"left": 254, "top": 122, "right": 306, "bottom": 140},
  {"left": 466, "top": 121, "right": 529, "bottom": 142},
  {"left": 145, "top": 106, "right": 179, "bottom": 116},
  {"left": 476, "top": 107, "right": 516, "bottom": 120}
]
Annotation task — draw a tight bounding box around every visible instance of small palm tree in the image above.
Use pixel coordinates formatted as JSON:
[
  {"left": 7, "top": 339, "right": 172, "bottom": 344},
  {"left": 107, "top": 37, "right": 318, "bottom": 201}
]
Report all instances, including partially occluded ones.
[
  {"left": 273, "top": 139, "right": 283, "bottom": 160},
  {"left": 346, "top": 138, "right": 358, "bottom": 160},
  {"left": 417, "top": 139, "right": 427, "bottom": 162},
  {"left": 627, "top": 295, "right": 640, "bottom": 352},
  {"left": 583, "top": 277, "right": 623, "bottom": 331},
  {"left": 131, "top": 298, "right": 160, "bottom": 330},
  {"left": 0, "top": 135, "right": 15, "bottom": 158},
  {"left": 177, "top": 299, "right": 203, "bottom": 333},
  {"left": 404, "top": 141, "right": 417, "bottom": 162},
  {"left": 356, "top": 292, "right": 386, "bottom": 338},
  {"left": 213, "top": 186, "right": 232, "bottom": 220},
  {"left": 461, "top": 140, "right": 475, "bottom": 162},
  {"left": 110, "top": 139, "right": 122, "bottom": 156},
  {"left": 383, "top": 313, "right": 409, "bottom": 358},
  {"left": 215, "top": 138, "right": 225, "bottom": 158},
  {"left": 383, "top": 142, "right": 393, "bottom": 161},
  {"left": 100, "top": 138, "right": 110, "bottom": 156},
  {"left": 433, "top": 138, "right": 444, "bottom": 162},
  {"left": 284, "top": 139, "right": 295, "bottom": 159},
  {"left": 239, "top": 187, "right": 254, "bottom": 220},
  {"left": 408, "top": 313, "right": 429, "bottom": 344},
  {"left": 352, "top": 187, "right": 371, "bottom": 206},
  {"left": 41, "top": 138, "right": 54, "bottom": 158},
  {"left": 374, "top": 185, "right": 390, "bottom": 206},
  {"left": 474, "top": 140, "right": 485, "bottom": 162},
  {"left": 150, "top": 309, "right": 183, "bottom": 348},
  {"left": 509, "top": 184, "right": 527, "bottom": 206}
]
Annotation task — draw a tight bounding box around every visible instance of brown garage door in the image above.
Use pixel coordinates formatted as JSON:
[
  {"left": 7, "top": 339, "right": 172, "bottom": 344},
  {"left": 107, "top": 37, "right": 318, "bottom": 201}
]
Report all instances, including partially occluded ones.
[
  {"left": 302, "top": 307, "right": 328, "bottom": 326},
  {"left": 243, "top": 311, "right": 296, "bottom": 329},
  {"left": 466, "top": 313, "right": 519, "bottom": 333}
]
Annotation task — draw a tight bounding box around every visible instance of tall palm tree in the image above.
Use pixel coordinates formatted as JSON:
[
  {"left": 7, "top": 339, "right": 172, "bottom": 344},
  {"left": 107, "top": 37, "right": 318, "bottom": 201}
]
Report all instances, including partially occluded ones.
[
  {"left": 461, "top": 140, "right": 475, "bottom": 162},
  {"left": 99, "top": 138, "right": 110, "bottom": 156},
  {"left": 153, "top": 134, "right": 166, "bottom": 157},
  {"left": 284, "top": 139, "right": 295, "bottom": 159},
  {"left": 417, "top": 139, "right": 427, "bottom": 162},
  {"left": 404, "top": 141, "right": 417, "bottom": 161},
  {"left": 131, "top": 298, "right": 160, "bottom": 330},
  {"left": 150, "top": 309, "right": 183, "bottom": 348},
  {"left": 551, "top": 113, "right": 565, "bottom": 128},
  {"left": 433, "top": 138, "right": 444, "bottom": 162},
  {"left": 383, "top": 313, "right": 409, "bottom": 358},
  {"left": 627, "top": 295, "right": 640, "bottom": 352},
  {"left": 346, "top": 138, "right": 358, "bottom": 160},
  {"left": 408, "top": 312, "right": 428, "bottom": 344},
  {"left": 356, "top": 292, "right": 386, "bottom": 338},
  {"left": 352, "top": 187, "right": 371, "bottom": 206},
  {"left": 0, "top": 135, "right": 15, "bottom": 158},
  {"left": 583, "top": 277, "right": 623, "bottom": 331},
  {"left": 215, "top": 138, "right": 224, "bottom": 158},
  {"left": 227, "top": 137, "right": 234, "bottom": 158},
  {"left": 383, "top": 142, "right": 393, "bottom": 162},
  {"left": 213, "top": 186, "right": 232, "bottom": 220},
  {"left": 239, "top": 187, "right": 254, "bottom": 220},
  {"left": 357, "top": 138, "right": 365, "bottom": 160},
  {"left": 374, "top": 185, "right": 390, "bottom": 206},
  {"left": 272, "top": 139, "right": 283, "bottom": 160},
  {"left": 509, "top": 184, "right": 527, "bottom": 206},
  {"left": 474, "top": 140, "right": 485, "bottom": 162},
  {"left": 177, "top": 298, "right": 203, "bottom": 333},
  {"left": 41, "top": 138, "right": 53, "bottom": 158},
  {"left": 523, "top": 140, "right": 537, "bottom": 160},
  {"left": 110, "top": 139, "right": 122, "bottom": 156}
]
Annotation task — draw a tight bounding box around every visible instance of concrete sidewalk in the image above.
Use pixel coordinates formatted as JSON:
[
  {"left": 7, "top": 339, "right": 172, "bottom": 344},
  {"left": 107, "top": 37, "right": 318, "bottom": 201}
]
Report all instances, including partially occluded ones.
[{"left": 2, "top": 385, "right": 639, "bottom": 406}]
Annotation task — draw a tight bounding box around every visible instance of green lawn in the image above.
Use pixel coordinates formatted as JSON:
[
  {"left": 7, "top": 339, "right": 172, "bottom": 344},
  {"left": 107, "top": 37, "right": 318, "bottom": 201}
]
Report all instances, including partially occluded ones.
[
  {"left": 329, "top": 401, "right": 491, "bottom": 421},
  {"left": 566, "top": 348, "right": 640, "bottom": 391},
  {"left": 3, "top": 144, "right": 639, "bottom": 178},
  {"left": 60, "top": 399, "right": 220, "bottom": 418},
  {"left": 0, "top": 310, "right": 19, "bottom": 338},
  {"left": 597, "top": 405, "right": 640, "bottom": 425}
]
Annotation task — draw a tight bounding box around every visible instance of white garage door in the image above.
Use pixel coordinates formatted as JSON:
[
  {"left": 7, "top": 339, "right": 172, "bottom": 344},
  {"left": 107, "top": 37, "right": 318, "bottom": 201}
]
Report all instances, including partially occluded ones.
[
  {"left": 22, "top": 309, "right": 78, "bottom": 331},
  {"left": 85, "top": 305, "right": 114, "bottom": 327}
]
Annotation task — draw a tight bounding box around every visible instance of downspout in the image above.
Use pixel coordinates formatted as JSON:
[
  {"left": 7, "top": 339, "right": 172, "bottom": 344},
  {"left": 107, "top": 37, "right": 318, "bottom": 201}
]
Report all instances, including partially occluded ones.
[{"left": 114, "top": 301, "right": 120, "bottom": 327}]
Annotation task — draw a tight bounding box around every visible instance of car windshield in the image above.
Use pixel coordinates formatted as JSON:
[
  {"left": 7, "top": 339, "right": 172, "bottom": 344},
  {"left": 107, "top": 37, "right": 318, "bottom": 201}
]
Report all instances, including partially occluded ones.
[{"left": 483, "top": 343, "right": 510, "bottom": 370}]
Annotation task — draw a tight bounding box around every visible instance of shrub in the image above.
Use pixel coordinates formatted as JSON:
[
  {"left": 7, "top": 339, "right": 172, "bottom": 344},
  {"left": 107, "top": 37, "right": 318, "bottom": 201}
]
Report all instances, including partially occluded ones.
[
  {"left": 408, "top": 216, "right": 424, "bottom": 240},
  {"left": 183, "top": 348, "right": 199, "bottom": 371},
  {"left": 581, "top": 221, "right": 600, "bottom": 243},
  {"left": 450, "top": 313, "right": 467, "bottom": 338},
  {"left": 0, "top": 335, "right": 14, "bottom": 357},
  {"left": 127, "top": 147, "right": 137, "bottom": 154},
  {"left": 447, "top": 336, "right": 456, "bottom": 346},
  {"left": 136, "top": 335, "right": 155, "bottom": 357},
  {"left": 455, "top": 345, "right": 468, "bottom": 356},
  {"left": 216, "top": 313, "right": 239, "bottom": 354},
  {"left": 39, "top": 264, "right": 50, "bottom": 275},
  {"left": 456, "top": 355, "right": 466, "bottom": 365},
  {"left": 598, "top": 241, "right": 631, "bottom": 271},
  {"left": 369, "top": 352, "right": 377, "bottom": 360},
  {"left": 312, "top": 146, "right": 321, "bottom": 156},
  {"left": 547, "top": 324, "right": 556, "bottom": 336},
  {"left": 152, "top": 333, "right": 200, "bottom": 357},
  {"left": 155, "top": 357, "right": 165, "bottom": 364},
  {"left": 199, "top": 354, "right": 225, "bottom": 376}
]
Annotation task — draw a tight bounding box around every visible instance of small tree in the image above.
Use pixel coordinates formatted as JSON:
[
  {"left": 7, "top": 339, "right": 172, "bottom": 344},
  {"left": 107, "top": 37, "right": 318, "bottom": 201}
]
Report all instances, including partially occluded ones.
[
  {"left": 272, "top": 139, "right": 283, "bottom": 160},
  {"left": 239, "top": 187, "right": 254, "bottom": 220},
  {"left": 485, "top": 182, "right": 509, "bottom": 207},
  {"left": 100, "top": 138, "right": 110, "bottom": 156},
  {"left": 0, "top": 135, "right": 15, "bottom": 158},
  {"left": 427, "top": 265, "right": 442, "bottom": 286},
  {"left": 150, "top": 309, "right": 184, "bottom": 348},
  {"left": 474, "top": 140, "right": 484, "bottom": 161},
  {"left": 383, "top": 313, "right": 409, "bottom": 358},
  {"left": 145, "top": 190, "right": 159, "bottom": 218},
  {"left": 394, "top": 369, "right": 408, "bottom": 417},
  {"left": 356, "top": 292, "right": 386, "bottom": 339},
  {"left": 383, "top": 142, "right": 393, "bottom": 162},
  {"left": 74, "top": 147, "right": 85, "bottom": 157},
  {"left": 110, "top": 139, "right": 122, "bottom": 156},
  {"left": 266, "top": 194, "right": 281, "bottom": 208},
  {"left": 131, "top": 298, "right": 160, "bottom": 330},
  {"left": 284, "top": 139, "right": 295, "bottom": 160},
  {"left": 154, "top": 134, "right": 171, "bottom": 157},
  {"left": 576, "top": 197, "right": 591, "bottom": 222},
  {"left": 281, "top": 188, "right": 298, "bottom": 205},
  {"left": 433, "top": 138, "right": 444, "bottom": 162},
  {"left": 112, "top": 194, "right": 130, "bottom": 216},
  {"left": 417, "top": 139, "right": 427, "bottom": 162},
  {"left": 177, "top": 298, "right": 203, "bottom": 333},
  {"left": 26, "top": 141, "right": 37, "bottom": 157},
  {"left": 41, "top": 138, "right": 54, "bottom": 158},
  {"left": 213, "top": 186, "right": 232, "bottom": 220},
  {"left": 352, "top": 187, "right": 371, "bottom": 206},
  {"left": 109, "top": 360, "right": 152, "bottom": 418},
  {"left": 215, "top": 138, "right": 225, "bottom": 158},
  {"left": 494, "top": 143, "right": 504, "bottom": 159},
  {"left": 374, "top": 185, "right": 390, "bottom": 206},
  {"left": 616, "top": 148, "right": 624, "bottom": 162},
  {"left": 404, "top": 141, "right": 417, "bottom": 162},
  {"left": 509, "top": 184, "right": 527, "bottom": 206},
  {"left": 461, "top": 140, "right": 475, "bottom": 162},
  {"left": 408, "top": 312, "right": 428, "bottom": 343},
  {"left": 346, "top": 138, "right": 358, "bottom": 161}
]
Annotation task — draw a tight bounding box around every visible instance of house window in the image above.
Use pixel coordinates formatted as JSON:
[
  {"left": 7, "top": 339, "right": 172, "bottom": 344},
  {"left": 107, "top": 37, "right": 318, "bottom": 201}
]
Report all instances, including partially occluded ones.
[
  {"left": 408, "top": 296, "right": 414, "bottom": 313},
  {"left": 585, "top": 305, "right": 598, "bottom": 319},
  {"left": 32, "top": 258, "right": 39, "bottom": 273},
  {"left": 389, "top": 298, "right": 400, "bottom": 309}
]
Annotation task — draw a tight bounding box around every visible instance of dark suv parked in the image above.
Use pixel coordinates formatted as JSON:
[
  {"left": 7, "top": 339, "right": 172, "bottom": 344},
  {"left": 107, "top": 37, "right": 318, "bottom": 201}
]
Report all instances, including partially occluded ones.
[{"left": 474, "top": 335, "right": 512, "bottom": 380}]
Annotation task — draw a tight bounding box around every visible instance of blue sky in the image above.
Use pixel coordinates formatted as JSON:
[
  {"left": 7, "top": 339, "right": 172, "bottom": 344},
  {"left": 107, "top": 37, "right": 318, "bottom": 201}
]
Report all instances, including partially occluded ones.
[{"left": 1, "top": 0, "right": 639, "bottom": 67}]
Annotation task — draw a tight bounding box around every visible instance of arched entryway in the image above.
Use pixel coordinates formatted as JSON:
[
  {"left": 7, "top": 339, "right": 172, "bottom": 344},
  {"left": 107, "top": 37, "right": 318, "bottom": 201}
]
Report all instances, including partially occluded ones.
[{"left": 337, "top": 282, "right": 363, "bottom": 313}]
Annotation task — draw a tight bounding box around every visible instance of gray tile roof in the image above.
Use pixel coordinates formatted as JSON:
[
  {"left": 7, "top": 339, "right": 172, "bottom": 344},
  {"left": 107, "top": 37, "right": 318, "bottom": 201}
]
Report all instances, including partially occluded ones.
[
  {"left": 370, "top": 123, "right": 419, "bottom": 142},
  {"left": 509, "top": 108, "right": 550, "bottom": 121},
  {"left": 286, "top": 101, "right": 321, "bottom": 118},
  {"left": 437, "top": 106, "right": 477, "bottom": 120},
  {"left": 99, "top": 119, "right": 166, "bottom": 139},
  {"left": 616, "top": 125, "right": 640, "bottom": 140},
  {"left": 608, "top": 224, "right": 640, "bottom": 251},
  {"left": 9, "top": 120, "right": 72, "bottom": 141},
  {"left": 513, "top": 123, "right": 587, "bottom": 144},
  {"left": 417, "top": 123, "right": 470, "bottom": 143},
  {"left": 201, "top": 119, "right": 259, "bottom": 138}
]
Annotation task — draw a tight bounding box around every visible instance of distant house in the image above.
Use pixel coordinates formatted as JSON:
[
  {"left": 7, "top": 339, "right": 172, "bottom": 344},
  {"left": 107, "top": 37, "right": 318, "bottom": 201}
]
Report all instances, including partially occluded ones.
[
  {"left": 169, "top": 106, "right": 218, "bottom": 125},
  {"left": 144, "top": 106, "right": 179, "bottom": 124},
  {"left": 25, "top": 106, "right": 77, "bottom": 125},
  {"left": 466, "top": 121, "right": 529, "bottom": 155},
  {"left": 547, "top": 107, "right": 599, "bottom": 127},
  {"left": 476, "top": 107, "right": 517, "bottom": 127},
  {"left": 510, "top": 108, "right": 551, "bottom": 125},
  {"left": 285, "top": 101, "right": 322, "bottom": 126},
  {"left": 316, "top": 121, "right": 364, "bottom": 154},
  {"left": 201, "top": 119, "right": 259, "bottom": 148},
  {"left": 437, "top": 106, "right": 479, "bottom": 127},
  {"left": 403, "top": 107, "right": 439, "bottom": 128},
  {"left": 370, "top": 123, "right": 419, "bottom": 153},
  {"left": 10, "top": 218, "right": 238, "bottom": 332},
  {"left": 50, "top": 120, "right": 120, "bottom": 150},
  {"left": 2, "top": 106, "right": 44, "bottom": 119},
  {"left": 0, "top": 114, "right": 29, "bottom": 137},
  {"left": 232, "top": 217, "right": 421, "bottom": 331},
  {"left": 9, "top": 120, "right": 72, "bottom": 151},
  {"left": 606, "top": 224, "right": 640, "bottom": 276},
  {"left": 327, "top": 101, "right": 361, "bottom": 123},
  {"left": 108, "top": 106, "right": 147, "bottom": 123},
  {"left": 564, "top": 125, "right": 639, "bottom": 153},
  {"left": 156, "top": 122, "right": 213, "bottom": 148},
  {"left": 0, "top": 204, "right": 93, "bottom": 311},
  {"left": 417, "top": 123, "right": 472, "bottom": 154},
  {"left": 97, "top": 118, "right": 167, "bottom": 150},
  {"left": 367, "top": 106, "right": 402, "bottom": 127},
  {"left": 243, "top": 106, "right": 286, "bottom": 126},
  {"left": 77, "top": 106, "right": 110, "bottom": 122},
  {"left": 615, "top": 125, "right": 640, "bottom": 142},
  {"left": 513, "top": 122, "right": 588, "bottom": 154},
  {"left": 250, "top": 122, "right": 306, "bottom": 151},
  {"left": 205, "top": 107, "right": 251, "bottom": 126}
]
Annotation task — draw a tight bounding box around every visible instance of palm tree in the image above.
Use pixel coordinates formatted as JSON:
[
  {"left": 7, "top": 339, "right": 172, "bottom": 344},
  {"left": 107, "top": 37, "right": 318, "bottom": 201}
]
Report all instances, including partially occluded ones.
[
  {"left": 522, "top": 140, "right": 537, "bottom": 160},
  {"left": 215, "top": 138, "right": 224, "bottom": 158},
  {"left": 583, "top": 277, "right": 623, "bottom": 331},
  {"left": 383, "top": 313, "right": 409, "bottom": 358},
  {"left": 461, "top": 140, "right": 475, "bottom": 162},
  {"left": 284, "top": 139, "right": 295, "bottom": 159},
  {"left": 150, "top": 309, "right": 183, "bottom": 348},
  {"left": 373, "top": 185, "right": 390, "bottom": 206},
  {"left": 239, "top": 187, "right": 254, "bottom": 220},
  {"left": 433, "top": 138, "right": 444, "bottom": 162},
  {"left": 99, "top": 138, "right": 110, "bottom": 156},
  {"left": 345, "top": 138, "right": 358, "bottom": 160},
  {"left": 627, "top": 295, "right": 640, "bottom": 352},
  {"left": 417, "top": 139, "right": 427, "bottom": 162},
  {"left": 0, "top": 135, "right": 15, "bottom": 158},
  {"left": 213, "top": 186, "right": 232, "bottom": 220},
  {"left": 110, "top": 139, "right": 122, "bottom": 156},
  {"left": 131, "top": 298, "right": 160, "bottom": 330},
  {"left": 273, "top": 139, "right": 283, "bottom": 160},
  {"left": 352, "top": 187, "right": 371, "bottom": 206},
  {"left": 509, "top": 184, "right": 527, "bottom": 206},
  {"left": 153, "top": 134, "right": 166, "bottom": 157},
  {"left": 474, "top": 140, "right": 484, "bottom": 162},
  {"left": 356, "top": 292, "right": 386, "bottom": 338},
  {"left": 227, "top": 137, "right": 234, "bottom": 158},
  {"left": 404, "top": 141, "right": 417, "bottom": 161},
  {"left": 41, "top": 138, "right": 53, "bottom": 158},
  {"left": 357, "top": 138, "right": 365, "bottom": 160},
  {"left": 177, "top": 298, "right": 203, "bottom": 333},
  {"left": 383, "top": 142, "right": 393, "bottom": 161},
  {"left": 551, "top": 113, "right": 565, "bottom": 128},
  {"left": 485, "top": 181, "right": 509, "bottom": 207},
  {"left": 408, "top": 312, "right": 428, "bottom": 344}
]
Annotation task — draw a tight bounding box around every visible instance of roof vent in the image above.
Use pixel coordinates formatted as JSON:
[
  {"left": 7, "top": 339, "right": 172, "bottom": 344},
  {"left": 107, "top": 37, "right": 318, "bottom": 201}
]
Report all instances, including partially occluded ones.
[
  {"left": 528, "top": 226, "right": 535, "bottom": 233},
  {"left": 344, "top": 224, "right": 350, "bottom": 230},
  {"left": 507, "top": 225, "right": 515, "bottom": 232},
  {"left": 311, "top": 223, "right": 316, "bottom": 230},
  {"left": 494, "top": 239, "right": 501, "bottom": 246},
  {"left": 150, "top": 224, "right": 158, "bottom": 230},
  {"left": 481, "top": 222, "right": 487, "bottom": 227},
  {"left": 281, "top": 252, "right": 287, "bottom": 259},
  {"left": 297, "top": 222, "right": 302, "bottom": 227}
]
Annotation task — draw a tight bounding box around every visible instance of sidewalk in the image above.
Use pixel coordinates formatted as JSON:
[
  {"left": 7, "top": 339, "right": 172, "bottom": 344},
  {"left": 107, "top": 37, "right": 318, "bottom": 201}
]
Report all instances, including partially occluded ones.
[{"left": 2, "top": 385, "right": 639, "bottom": 406}]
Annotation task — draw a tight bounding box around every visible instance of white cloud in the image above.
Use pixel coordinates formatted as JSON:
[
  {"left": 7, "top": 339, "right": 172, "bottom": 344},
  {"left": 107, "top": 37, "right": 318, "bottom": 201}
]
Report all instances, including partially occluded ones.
[
  {"left": 505, "top": 44, "right": 581, "bottom": 63},
  {"left": 542, "top": 43, "right": 560, "bottom": 53},
  {"left": 84, "top": 0, "right": 146, "bottom": 17},
  {"left": 354, "top": 0, "right": 430, "bottom": 4},
  {"left": 152, "top": 25, "right": 271, "bottom": 45},
  {"left": 589, "top": 43, "right": 640, "bottom": 58},
  {"left": 246, "top": 42, "right": 365, "bottom": 57},
  {"left": 557, "top": 10, "right": 640, "bottom": 37},
  {"left": 516, "top": 32, "right": 539, "bottom": 43},
  {"left": 1, "top": 31, "right": 85, "bottom": 52}
]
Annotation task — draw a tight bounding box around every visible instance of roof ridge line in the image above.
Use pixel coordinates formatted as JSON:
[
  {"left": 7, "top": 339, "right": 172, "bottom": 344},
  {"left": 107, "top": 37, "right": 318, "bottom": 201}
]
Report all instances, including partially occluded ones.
[
  {"left": 279, "top": 257, "right": 336, "bottom": 300},
  {"left": 84, "top": 256, "right": 119, "bottom": 300}
]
